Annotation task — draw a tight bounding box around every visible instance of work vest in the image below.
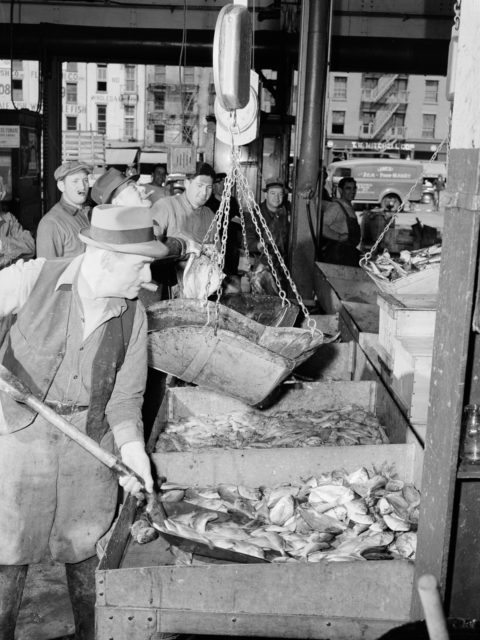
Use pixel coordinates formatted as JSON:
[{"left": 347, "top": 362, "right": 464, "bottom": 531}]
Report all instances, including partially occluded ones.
[{"left": 1, "top": 258, "right": 136, "bottom": 442}]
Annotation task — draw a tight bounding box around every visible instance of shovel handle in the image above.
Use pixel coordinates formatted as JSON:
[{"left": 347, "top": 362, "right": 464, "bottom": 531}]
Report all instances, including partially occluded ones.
[
  {"left": 26, "top": 395, "right": 145, "bottom": 487},
  {"left": 417, "top": 574, "right": 450, "bottom": 640}
]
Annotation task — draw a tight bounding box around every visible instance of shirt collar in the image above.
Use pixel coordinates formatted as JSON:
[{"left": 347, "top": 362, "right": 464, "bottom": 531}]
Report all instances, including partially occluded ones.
[
  {"left": 60, "top": 196, "right": 88, "bottom": 217},
  {"left": 55, "top": 254, "right": 126, "bottom": 316}
]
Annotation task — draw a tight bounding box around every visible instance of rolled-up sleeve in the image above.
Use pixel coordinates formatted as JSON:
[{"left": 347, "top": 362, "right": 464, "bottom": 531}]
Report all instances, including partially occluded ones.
[
  {"left": 106, "top": 302, "right": 148, "bottom": 448},
  {"left": 0, "top": 258, "right": 45, "bottom": 317}
]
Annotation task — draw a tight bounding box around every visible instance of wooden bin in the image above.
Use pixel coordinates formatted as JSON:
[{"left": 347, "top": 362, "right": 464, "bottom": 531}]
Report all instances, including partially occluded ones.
[
  {"left": 97, "top": 382, "right": 423, "bottom": 640},
  {"left": 314, "top": 261, "right": 380, "bottom": 314},
  {"left": 377, "top": 292, "right": 437, "bottom": 359}
]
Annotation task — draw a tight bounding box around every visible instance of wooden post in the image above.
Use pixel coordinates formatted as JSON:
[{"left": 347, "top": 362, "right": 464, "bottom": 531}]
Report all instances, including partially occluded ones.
[
  {"left": 411, "top": 0, "right": 480, "bottom": 619},
  {"left": 41, "top": 54, "right": 62, "bottom": 213}
]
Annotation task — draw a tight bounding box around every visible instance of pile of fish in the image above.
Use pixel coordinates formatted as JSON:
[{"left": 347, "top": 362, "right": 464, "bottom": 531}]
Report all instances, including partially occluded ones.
[
  {"left": 149, "top": 465, "right": 419, "bottom": 563},
  {"left": 364, "top": 245, "right": 441, "bottom": 282},
  {"left": 155, "top": 405, "right": 390, "bottom": 452}
]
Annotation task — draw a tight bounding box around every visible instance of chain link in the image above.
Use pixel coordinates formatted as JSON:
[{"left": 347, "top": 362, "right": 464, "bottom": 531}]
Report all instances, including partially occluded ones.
[
  {"left": 454, "top": 0, "right": 461, "bottom": 30},
  {"left": 200, "top": 140, "right": 318, "bottom": 335},
  {"left": 360, "top": 133, "right": 450, "bottom": 269}
]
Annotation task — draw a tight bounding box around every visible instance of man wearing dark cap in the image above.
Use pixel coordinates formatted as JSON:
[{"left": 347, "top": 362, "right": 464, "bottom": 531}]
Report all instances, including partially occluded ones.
[
  {"left": 0, "top": 204, "right": 169, "bottom": 639},
  {"left": 152, "top": 162, "right": 216, "bottom": 244},
  {"left": 36, "top": 161, "right": 92, "bottom": 258},
  {"left": 245, "top": 176, "right": 290, "bottom": 264}
]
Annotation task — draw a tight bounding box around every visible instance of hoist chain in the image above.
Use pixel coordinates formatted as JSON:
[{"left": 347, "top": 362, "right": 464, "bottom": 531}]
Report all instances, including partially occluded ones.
[{"left": 201, "top": 133, "right": 318, "bottom": 335}]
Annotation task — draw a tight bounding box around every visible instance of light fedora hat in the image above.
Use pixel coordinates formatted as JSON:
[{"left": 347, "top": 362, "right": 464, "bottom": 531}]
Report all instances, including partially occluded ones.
[{"left": 79, "top": 204, "right": 169, "bottom": 259}]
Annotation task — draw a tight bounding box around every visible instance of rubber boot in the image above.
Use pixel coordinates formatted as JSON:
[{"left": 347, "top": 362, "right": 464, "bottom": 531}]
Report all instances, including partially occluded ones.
[
  {"left": 65, "top": 556, "right": 97, "bottom": 640},
  {"left": 0, "top": 564, "right": 28, "bottom": 640}
]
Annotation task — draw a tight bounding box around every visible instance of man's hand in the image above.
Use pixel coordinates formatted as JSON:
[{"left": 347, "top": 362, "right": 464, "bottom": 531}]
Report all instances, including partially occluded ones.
[{"left": 119, "top": 441, "right": 154, "bottom": 495}]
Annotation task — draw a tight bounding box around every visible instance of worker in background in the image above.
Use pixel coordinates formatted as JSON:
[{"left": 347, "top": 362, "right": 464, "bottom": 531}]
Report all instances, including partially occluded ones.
[
  {"left": 36, "top": 161, "right": 91, "bottom": 258},
  {"left": 0, "top": 204, "right": 169, "bottom": 640},
  {"left": 0, "top": 186, "right": 35, "bottom": 345},
  {"left": 152, "top": 162, "right": 216, "bottom": 244},
  {"left": 319, "top": 176, "right": 362, "bottom": 267},
  {"left": 245, "top": 176, "right": 290, "bottom": 263},
  {"left": 147, "top": 163, "right": 167, "bottom": 204},
  {"left": 243, "top": 177, "right": 290, "bottom": 295},
  {"left": 151, "top": 163, "right": 216, "bottom": 297}
]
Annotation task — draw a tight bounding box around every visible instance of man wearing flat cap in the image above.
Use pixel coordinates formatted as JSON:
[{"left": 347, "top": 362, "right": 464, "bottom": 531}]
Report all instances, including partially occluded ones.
[
  {"left": 243, "top": 176, "right": 290, "bottom": 292},
  {"left": 36, "top": 161, "right": 92, "bottom": 259},
  {"left": 0, "top": 204, "right": 168, "bottom": 639}
]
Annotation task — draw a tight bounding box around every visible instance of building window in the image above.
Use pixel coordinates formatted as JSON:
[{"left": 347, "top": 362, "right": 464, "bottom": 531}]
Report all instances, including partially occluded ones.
[
  {"left": 154, "top": 65, "right": 166, "bottom": 84},
  {"left": 66, "top": 62, "right": 78, "bottom": 72},
  {"left": 66, "top": 82, "right": 77, "bottom": 103},
  {"left": 422, "top": 114, "right": 436, "bottom": 138},
  {"left": 12, "top": 79, "right": 23, "bottom": 101},
  {"left": 331, "top": 111, "right": 346, "bottom": 134},
  {"left": 362, "top": 75, "right": 378, "bottom": 90},
  {"left": 97, "top": 63, "right": 107, "bottom": 92},
  {"left": 124, "top": 105, "right": 135, "bottom": 139},
  {"left": 183, "top": 89, "right": 196, "bottom": 110},
  {"left": 125, "top": 65, "right": 136, "bottom": 92},
  {"left": 154, "top": 124, "right": 165, "bottom": 143},
  {"left": 97, "top": 104, "right": 107, "bottom": 134},
  {"left": 184, "top": 67, "right": 195, "bottom": 84},
  {"left": 425, "top": 80, "right": 439, "bottom": 104},
  {"left": 154, "top": 89, "right": 166, "bottom": 110},
  {"left": 361, "top": 111, "right": 375, "bottom": 135},
  {"left": 66, "top": 116, "right": 77, "bottom": 131},
  {"left": 183, "top": 124, "right": 194, "bottom": 144},
  {"left": 333, "top": 76, "right": 347, "bottom": 101}
]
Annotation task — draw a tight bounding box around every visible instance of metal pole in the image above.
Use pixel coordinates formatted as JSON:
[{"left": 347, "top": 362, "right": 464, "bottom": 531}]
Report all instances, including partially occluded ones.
[{"left": 290, "top": 0, "right": 332, "bottom": 300}]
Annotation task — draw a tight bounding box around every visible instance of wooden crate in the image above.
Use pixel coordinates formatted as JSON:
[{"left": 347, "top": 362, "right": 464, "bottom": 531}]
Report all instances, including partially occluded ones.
[
  {"left": 390, "top": 335, "right": 434, "bottom": 427},
  {"left": 151, "top": 383, "right": 423, "bottom": 481},
  {"left": 314, "top": 262, "right": 380, "bottom": 313},
  {"left": 377, "top": 292, "right": 437, "bottom": 358},
  {"left": 97, "top": 424, "right": 422, "bottom": 640},
  {"left": 365, "top": 263, "right": 440, "bottom": 297}
]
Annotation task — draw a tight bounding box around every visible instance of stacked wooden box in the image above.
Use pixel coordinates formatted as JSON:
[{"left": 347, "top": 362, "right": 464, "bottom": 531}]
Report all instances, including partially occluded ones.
[{"left": 376, "top": 292, "right": 437, "bottom": 431}]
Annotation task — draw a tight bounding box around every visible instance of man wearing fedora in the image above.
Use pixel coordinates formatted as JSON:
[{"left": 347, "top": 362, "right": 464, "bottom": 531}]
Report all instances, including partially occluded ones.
[
  {"left": 36, "top": 161, "right": 92, "bottom": 259},
  {"left": 0, "top": 204, "right": 167, "bottom": 639},
  {"left": 91, "top": 166, "right": 150, "bottom": 207}
]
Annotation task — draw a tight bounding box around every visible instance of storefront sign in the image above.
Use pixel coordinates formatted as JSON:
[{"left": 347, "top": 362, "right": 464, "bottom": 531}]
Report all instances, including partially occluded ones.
[
  {"left": 351, "top": 141, "right": 415, "bottom": 152},
  {"left": 167, "top": 144, "right": 196, "bottom": 174},
  {"left": 0, "top": 125, "right": 19, "bottom": 147}
]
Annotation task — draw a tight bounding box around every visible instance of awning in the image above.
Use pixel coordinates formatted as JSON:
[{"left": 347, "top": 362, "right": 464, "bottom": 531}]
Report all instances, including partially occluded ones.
[
  {"left": 105, "top": 147, "right": 139, "bottom": 166},
  {"left": 140, "top": 151, "right": 167, "bottom": 165}
]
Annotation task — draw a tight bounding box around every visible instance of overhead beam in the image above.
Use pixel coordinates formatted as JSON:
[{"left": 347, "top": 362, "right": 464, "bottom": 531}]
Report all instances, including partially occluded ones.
[{"left": 0, "top": 23, "right": 449, "bottom": 75}]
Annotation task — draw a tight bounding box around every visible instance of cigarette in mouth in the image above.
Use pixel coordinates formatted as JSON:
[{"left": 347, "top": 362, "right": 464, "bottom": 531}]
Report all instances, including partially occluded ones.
[
  {"left": 143, "top": 190, "right": 154, "bottom": 198},
  {"left": 141, "top": 282, "right": 158, "bottom": 292}
]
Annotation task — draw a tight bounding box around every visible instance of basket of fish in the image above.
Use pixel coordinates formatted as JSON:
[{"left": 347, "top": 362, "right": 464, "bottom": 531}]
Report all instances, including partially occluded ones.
[
  {"left": 361, "top": 245, "right": 441, "bottom": 296},
  {"left": 147, "top": 299, "right": 324, "bottom": 405}
]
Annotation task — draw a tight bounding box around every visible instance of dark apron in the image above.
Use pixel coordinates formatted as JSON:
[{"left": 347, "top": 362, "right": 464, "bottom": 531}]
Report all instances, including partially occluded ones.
[{"left": 320, "top": 201, "right": 362, "bottom": 267}]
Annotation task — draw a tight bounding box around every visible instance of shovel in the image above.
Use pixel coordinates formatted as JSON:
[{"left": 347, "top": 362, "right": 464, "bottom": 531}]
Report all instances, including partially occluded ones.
[{"left": 0, "top": 364, "right": 277, "bottom": 564}]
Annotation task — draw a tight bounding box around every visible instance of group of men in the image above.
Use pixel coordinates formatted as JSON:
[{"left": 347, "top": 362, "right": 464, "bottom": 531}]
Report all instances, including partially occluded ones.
[{"left": 0, "top": 158, "right": 291, "bottom": 639}]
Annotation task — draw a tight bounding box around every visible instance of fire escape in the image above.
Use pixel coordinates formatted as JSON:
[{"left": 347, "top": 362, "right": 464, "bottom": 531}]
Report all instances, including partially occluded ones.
[{"left": 359, "top": 74, "right": 408, "bottom": 144}]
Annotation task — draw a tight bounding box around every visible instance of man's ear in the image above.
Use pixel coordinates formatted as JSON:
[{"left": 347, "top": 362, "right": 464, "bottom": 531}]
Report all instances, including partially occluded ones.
[{"left": 57, "top": 180, "right": 65, "bottom": 194}]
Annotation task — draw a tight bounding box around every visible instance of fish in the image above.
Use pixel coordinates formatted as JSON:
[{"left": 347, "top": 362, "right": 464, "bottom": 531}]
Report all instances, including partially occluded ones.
[{"left": 269, "top": 495, "right": 295, "bottom": 525}]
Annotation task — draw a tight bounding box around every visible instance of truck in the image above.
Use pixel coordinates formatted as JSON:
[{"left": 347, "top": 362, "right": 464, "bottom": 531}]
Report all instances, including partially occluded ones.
[{"left": 326, "top": 158, "right": 424, "bottom": 212}]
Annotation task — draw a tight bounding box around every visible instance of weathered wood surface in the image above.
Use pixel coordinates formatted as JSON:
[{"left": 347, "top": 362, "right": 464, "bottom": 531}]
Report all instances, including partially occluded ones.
[
  {"left": 412, "top": 158, "right": 480, "bottom": 618},
  {"left": 96, "top": 561, "right": 414, "bottom": 639},
  {"left": 340, "top": 301, "right": 379, "bottom": 342},
  {"left": 313, "top": 262, "right": 379, "bottom": 314}
]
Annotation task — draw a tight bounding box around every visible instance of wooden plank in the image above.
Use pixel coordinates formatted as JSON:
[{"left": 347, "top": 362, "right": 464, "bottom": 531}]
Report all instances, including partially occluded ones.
[
  {"left": 96, "top": 607, "right": 409, "bottom": 640},
  {"left": 412, "top": 169, "right": 480, "bottom": 617},
  {"left": 97, "top": 495, "right": 137, "bottom": 572},
  {"left": 99, "top": 561, "right": 414, "bottom": 620},
  {"left": 152, "top": 442, "right": 417, "bottom": 489},
  {"left": 340, "top": 301, "right": 379, "bottom": 342}
]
